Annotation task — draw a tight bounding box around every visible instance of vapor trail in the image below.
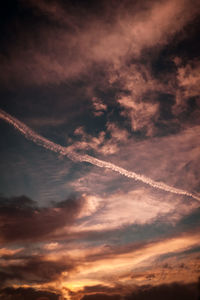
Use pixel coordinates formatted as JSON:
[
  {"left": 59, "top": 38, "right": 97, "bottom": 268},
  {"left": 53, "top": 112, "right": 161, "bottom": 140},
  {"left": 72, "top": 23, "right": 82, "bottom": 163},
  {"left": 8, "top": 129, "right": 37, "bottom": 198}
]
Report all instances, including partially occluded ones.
[{"left": 0, "top": 108, "right": 200, "bottom": 202}]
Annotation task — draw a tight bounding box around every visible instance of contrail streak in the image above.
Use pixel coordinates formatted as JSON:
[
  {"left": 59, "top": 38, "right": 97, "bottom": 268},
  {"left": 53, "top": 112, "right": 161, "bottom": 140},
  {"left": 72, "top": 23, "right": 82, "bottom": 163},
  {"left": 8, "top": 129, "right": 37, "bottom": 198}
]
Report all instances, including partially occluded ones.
[{"left": 0, "top": 108, "right": 200, "bottom": 202}]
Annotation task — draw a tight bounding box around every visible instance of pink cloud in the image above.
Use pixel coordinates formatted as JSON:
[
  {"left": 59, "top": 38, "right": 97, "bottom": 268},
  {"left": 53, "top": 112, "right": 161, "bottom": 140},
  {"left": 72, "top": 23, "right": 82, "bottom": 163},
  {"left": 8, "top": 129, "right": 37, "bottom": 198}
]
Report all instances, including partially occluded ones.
[
  {"left": 118, "top": 95, "right": 159, "bottom": 134},
  {"left": 1, "top": 0, "right": 199, "bottom": 86},
  {"left": 106, "top": 122, "right": 129, "bottom": 142},
  {"left": 171, "top": 59, "right": 200, "bottom": 115},
  {"left": 69, "top": 122, "right": 130, "bottom": 156},
  {"left": 71, "top": 189, "right": 178, "bottom": 232},
  {"left": 91, "top": 97, "right": 107, "bottom": 116}
]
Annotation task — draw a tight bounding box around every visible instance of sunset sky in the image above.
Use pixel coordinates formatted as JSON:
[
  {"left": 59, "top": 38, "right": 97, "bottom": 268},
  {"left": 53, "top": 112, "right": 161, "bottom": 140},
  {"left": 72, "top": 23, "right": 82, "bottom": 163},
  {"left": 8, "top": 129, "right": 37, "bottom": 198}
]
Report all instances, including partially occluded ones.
[{"left": 0, "top": 0, "right": 200, "bottom": 299}]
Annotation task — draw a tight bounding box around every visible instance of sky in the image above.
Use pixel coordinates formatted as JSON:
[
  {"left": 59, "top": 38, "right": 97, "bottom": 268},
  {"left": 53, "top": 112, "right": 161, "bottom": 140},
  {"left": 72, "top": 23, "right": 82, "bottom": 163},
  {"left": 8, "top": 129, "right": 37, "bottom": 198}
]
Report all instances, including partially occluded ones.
[{"left": 0, "top": 0, "right": 200, "bottom": 299}]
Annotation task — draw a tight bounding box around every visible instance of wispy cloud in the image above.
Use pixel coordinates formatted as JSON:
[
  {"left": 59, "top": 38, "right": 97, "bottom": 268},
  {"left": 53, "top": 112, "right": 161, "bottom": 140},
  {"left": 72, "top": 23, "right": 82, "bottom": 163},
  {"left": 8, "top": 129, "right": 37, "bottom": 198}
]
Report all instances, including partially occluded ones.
[
  {"left": 0, "top": 0, "right": 199, "bottom": 86},
  {"left": 1, "top": 108, "right": 199, "bottom": 201}
]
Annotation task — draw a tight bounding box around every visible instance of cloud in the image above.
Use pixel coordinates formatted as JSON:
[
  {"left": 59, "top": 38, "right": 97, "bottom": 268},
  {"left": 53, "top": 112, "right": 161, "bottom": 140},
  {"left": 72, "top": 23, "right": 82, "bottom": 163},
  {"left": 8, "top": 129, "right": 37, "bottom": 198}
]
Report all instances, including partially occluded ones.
[
  {"left": 0, "top": 247, "right": 23, "bottom": 257},
  {"left": 0, "top": 194, "right": 85, "bottom": 243},
  {"left": 173, "top": 59, "right": 200, "bottom": 116},
  {"left": 68, "top": 283, "right": 124, "bottom": 299},
  {"left": 1, "top": 108, "right": 199, "bottom": 201},
  {"left": 24, "top": 116, "right": 68, "bottom": 128},
  {"left": 106, "top": 122, "right": 129, "bottom": 142},
  {"left": 99, "top": 123, "right": 200, "bottom": 199},
  {"left": 177, "top": 60, "right": 200, "bottom": 98},
  {"left": 78, "top": 282, "right": 199, "bottom": 300},
  {"left": 81, "top": 294, "right": 121, "bottom": 300},
  {"left": 0, "top": 287, "right": 60, "bottom": 300},
  {"left": 0, "top": 0, "right": 199, "bottom": 86},
  {"left": 71, "top": 189, "right": 180, "bottom": 232},
  {"left": 53, "top": 232, "right": 200, "bottom": 293},
  {"left": 71, "top": 127, "right": 111, "bottom": 154},
  {"left": 0, "top": 254, "right": 75, "bottom": 287},
  {"left": 0, "top": 1, "right": 200, "bottom": 297},
  {"left": 118, "top": 95, "right": 159, "bottom": 135},
  {"left": 71, "top": 122, "right": 129, "bottom": 156},
  {"left": 91, "top": 97, "right": 107, "bottom": 117},
  {"left": 124, "top": 282, "right": 198, "bottom": 300},
  {"left": 107, "top": 54, "right": 176, "bottom": 137}
]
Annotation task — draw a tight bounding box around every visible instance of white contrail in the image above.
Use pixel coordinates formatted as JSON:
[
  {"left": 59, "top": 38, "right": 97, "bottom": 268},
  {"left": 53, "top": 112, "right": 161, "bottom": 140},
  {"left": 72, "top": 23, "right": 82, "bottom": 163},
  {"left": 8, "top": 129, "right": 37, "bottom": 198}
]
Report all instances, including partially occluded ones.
[{"left": 0, "top": 108, "right": 200, "bottom": 202}]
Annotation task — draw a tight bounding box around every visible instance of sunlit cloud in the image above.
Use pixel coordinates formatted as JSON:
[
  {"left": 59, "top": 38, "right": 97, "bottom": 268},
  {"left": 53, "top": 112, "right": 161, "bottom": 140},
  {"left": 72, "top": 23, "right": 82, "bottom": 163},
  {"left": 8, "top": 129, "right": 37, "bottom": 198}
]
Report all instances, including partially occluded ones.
[{"left": 0, "top": 0, "right": 200, "bottom": 299}]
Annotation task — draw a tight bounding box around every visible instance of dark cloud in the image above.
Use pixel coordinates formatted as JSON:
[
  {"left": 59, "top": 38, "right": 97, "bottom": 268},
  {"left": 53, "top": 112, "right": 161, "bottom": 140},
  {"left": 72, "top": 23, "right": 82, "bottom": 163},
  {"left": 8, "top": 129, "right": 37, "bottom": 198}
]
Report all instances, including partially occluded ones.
[
  {"left": 0, "top": 286, "right": 60, "bottom": 300},
  {"left": 81, "top": 294, "right": 121, "bottom": 300},
  {"left": 177, "top": 207, "right": 200, "bottom": 230},
  {"left": 0, "top": 194, "right": 84, "bottom": 242},
  {"left": 0, "top": 0, "right": 199, "bottom": 87},
  {"left": 80, "top": 285, "right": 122, "bottom": 295},
  {"left": 0, "top": 254, "right": 75, "bottom": 287},
  {"left": 124, "top": 282, "right": 198, "bottom": 300},
  {"left": 70, "top": 283, "right": 141, "bottom": 300},
  {"left": 81, "top": 282, "right": 199, "bottom": 300},
  {"left": 71, "top": 283, "right": 128, "bottom": 299}
]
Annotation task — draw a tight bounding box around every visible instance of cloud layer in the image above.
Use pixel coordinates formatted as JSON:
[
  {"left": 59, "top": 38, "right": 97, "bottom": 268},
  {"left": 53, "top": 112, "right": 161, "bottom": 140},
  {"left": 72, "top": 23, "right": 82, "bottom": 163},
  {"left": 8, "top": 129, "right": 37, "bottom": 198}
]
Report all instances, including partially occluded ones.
[{"left": 0, "top": 0, "right": 200, "bottom": 299}]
